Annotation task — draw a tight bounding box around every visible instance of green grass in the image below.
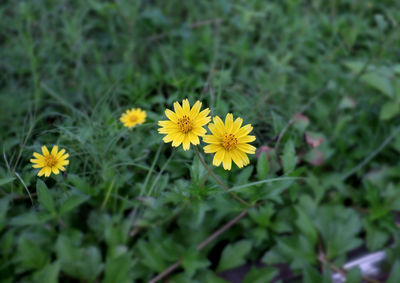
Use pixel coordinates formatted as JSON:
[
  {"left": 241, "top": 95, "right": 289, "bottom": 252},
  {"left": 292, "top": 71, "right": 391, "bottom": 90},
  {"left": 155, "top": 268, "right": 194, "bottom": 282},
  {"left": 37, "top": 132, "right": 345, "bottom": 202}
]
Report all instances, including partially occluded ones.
[{"left": 1, "top": 0, "right": 400, "bottom": 282}]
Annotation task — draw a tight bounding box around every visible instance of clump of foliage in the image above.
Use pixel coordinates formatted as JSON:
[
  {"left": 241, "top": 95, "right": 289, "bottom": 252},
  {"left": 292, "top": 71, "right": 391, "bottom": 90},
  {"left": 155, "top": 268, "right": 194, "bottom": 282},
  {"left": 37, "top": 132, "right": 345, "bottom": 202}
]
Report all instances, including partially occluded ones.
[{"left": 1, "top": 0, "right": 400, "bottom": 282}]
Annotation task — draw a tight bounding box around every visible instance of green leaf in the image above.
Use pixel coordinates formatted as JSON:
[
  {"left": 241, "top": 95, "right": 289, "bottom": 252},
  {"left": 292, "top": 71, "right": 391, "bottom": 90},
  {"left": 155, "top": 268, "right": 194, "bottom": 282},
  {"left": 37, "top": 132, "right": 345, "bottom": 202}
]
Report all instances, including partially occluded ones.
[
  {"left": 56, "top": 234, "right": 103, "bottom": 281},
  {"left": 338, "top": 96, "right": 356, "bottom": 110},
  {"left": 295, "top": 207, "right": 317, "bottom": 245},
  {"left": 387, "top": 260, "right": 400, "bottom": 283},
  {"left": 303, "top": 266, "right": 331, "bottom": 283},
  {"left": 345, "top": 267, "right": 362, "bottom": 283},
  {"left": 234, "top": 165, "right": 253, "bottom": 185},
  {"left": 182, "top": 250, "right": 210, "bottom": 277},
  {"left": 281, "top": 140, "right": 298, "bottom": 174},
  {"left": 104, "top": 253, "right": 132, "bottom": 283},
  {"left": 249, "top": 203, "right": 275, "bottom": 227},
  {"left": 59, "top": 192, "right": 89, "bottom": 214},
  {"left": 275, "top": 235, "right": 316, "bottom": 268},
  {"left": 243, "top": 266, "right": 278, "bottom": 283},
  {"left": 365, "top": 223, "right": 389, "bottom": 251},
  {"left": 190, "top": 156, "right": 207, "bottom": 185},
  {"left": 217, "top": 240, "right": 252, "bottom": 272},
  {"left": 16, "top": 238, "right": 49, "bottom": 272},
  {"left": 257, "top": 153, "right": 269, "bottom": 180},
  {"left": 314, "top": 206, "right": 362, "bottom": 259},
  {"left": 0, "top": 198, "right": 9, "bottom": 231},
  {"left": 0, "top": 230, "right": 14, "bottom": 256},
  {"left": 137, "top": 239, "right": 166, "bottom": 272},
  {"left": 380, "top": 101, "right": 400, "bottom": 120},
  {"left": 36, "top": 179, "right": 56, "bottom": 214},
  {"left": 9, "top": 212, "right": 41, "bottom": 226},
  {"left": 33, "top": 261, "right": 60, "bottom": 283},
  {"left": 361, "top": 72, "right": 393, "bottom": 98},
  {"left": 67, "top": 174, "right": 96, "bottom": 195},
  {"left": 262, "top": 248, "right": 285, "bottom": 265},
  {"left": 0, "top": 176, "right": 15, "bottom": 186}
]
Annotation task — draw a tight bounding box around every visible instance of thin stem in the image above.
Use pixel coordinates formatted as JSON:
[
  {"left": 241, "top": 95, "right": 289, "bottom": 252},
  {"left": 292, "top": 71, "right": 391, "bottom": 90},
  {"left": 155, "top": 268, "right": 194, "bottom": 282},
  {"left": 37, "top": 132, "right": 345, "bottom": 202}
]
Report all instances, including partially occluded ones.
[
  {"left": 149, "top": 210, "right": 248, "bottom": 283},
  {"left": 341, "top": 124, "right": 400, "bottom": 181},
  {"left": 318, "top": 235, "right": 381, "bottom": 283},
  {"left": 193, "top": 146, "right": 252, "bottom": 207}
]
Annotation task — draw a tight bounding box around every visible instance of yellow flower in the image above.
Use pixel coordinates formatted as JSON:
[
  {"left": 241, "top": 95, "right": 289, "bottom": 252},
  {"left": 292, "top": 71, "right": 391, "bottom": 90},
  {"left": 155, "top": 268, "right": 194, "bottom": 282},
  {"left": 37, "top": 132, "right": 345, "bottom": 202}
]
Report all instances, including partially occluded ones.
[
  {"left": 203, "top": 113, "right": 256, "bottom": 170},
  {"left": 30, "top": 146, "right": 70, "bottom": 177},
  {"left": 120, "top": 108, "right": 146, "bottom": 128},
  {"left": 158, "top": 99, "right": 211, "bottom": 151}
]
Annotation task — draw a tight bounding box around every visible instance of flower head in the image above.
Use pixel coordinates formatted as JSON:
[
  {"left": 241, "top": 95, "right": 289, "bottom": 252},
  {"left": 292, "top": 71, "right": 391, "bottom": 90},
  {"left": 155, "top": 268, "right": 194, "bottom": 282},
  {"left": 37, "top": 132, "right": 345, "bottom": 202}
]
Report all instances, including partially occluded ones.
[
  {"left": 203, "top": 113, "right": 256, "bottom": 170},
  {"left": 158, "top": 99, "right": 211, "bottom": 151},
  {"left": 120, "top": 108, "right": 146, "bottom": 128},
  {"left": 31, "top": 146, "right": 70, "bottom": 177}
]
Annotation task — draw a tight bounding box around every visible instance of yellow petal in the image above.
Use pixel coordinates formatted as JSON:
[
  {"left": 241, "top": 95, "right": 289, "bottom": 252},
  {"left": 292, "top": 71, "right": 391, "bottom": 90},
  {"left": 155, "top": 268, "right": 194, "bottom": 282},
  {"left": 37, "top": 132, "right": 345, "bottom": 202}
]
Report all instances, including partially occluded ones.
[
  {"left": 213, "top": 155, "right": 223, "bottom": 166},
  {"left": 38, "top": 168, "right": 46, "bottom": 177},
  {"left": 225, "top": 113, "right": 234, "bottom": 132},
  {"left": 56, "top": 149, "right": 66, "bottom": 159},
  {"left": 189, "top": 101, "right": 202, "bottom": 119},
  {"left": 52, "top": 167, "right": 60, "bottom": 175},
  {"left": 51, "top": 145, "right": 59, "bottom": 155},
  {"left": 172, "top": 133, "right": 185, "bottom": 147},
  {"left": 193, "top": 117, "right": 211, "bottom": 127},
  {"left": 163, "top": 135, "right": 174, "bottom": 143},
  {"left": 173, "top": 101, "right": 184, "bottom": 117},
  {"left": 33, "top": 152, "right": 43, "bottom": 159},
  {"left": 232, "top": 117, "right": 243, "bottom": 134},
  {"left": 55, "top": 163, "right": 66, "bottom": 171},
  {"left": 59, "top": 153, "right": 69, "bottom": 161},
  {"left": 214, "top": 149, "right": 225, "bottom": 163},
  {"left": 188, "top": 132, "right": 199, "bottom": 145},
  {"left": 203, "top": 135, "right": 221, "bottom": 144},
  {"left": 222, "top": 152, "right": 232, "bottom": 170},
  {"left": 237, "top": 150, "right": 250, "bottom": 165},
  {"left": 44, "top": 167, "right": 52, "bottom": 177},
  {"left": 182, "top": 99, "right": 190, "bottom": 114},
  {"left": 231, "top": 149, "right": 244, "bottom": 168},
  {"left": 60, "top": 160, "right": 69, "bottom": 166},
  {"left": 237, "top": 124, "right": 253, "bottom": 138},
  {"left": 238, "top": 135, "right": 256, "bottom": 143},
  {"left": 165, "top": 109, "right": 178, "bottom": 123},
  {"left": 158, "top": 120, "right": 178, "bottom": 128},
  {"left": 192, "top": 127, "right": 207, "bottom": 137},
  {"left": 208, "top": 123, "right": 224, "bottom": 138},
  {"left": 30, "top": 158, "right": 40, "bottom": 163},
  {"left": 198, "top": 108, "right": 210, "bottom": 119},
  {"left": 236, "top": 144, "right": 256, "bottom": 154},
  {"left": 213, "top": 116, "right": 225, "bottom": 131},
  {"left": 41, "top": 146, "right": 49, "bottom": 156},
  {"left": 204, "top": 144, "right": 222, "bottom": 153},
  {"left": 182, "top": 135, "right": 191, "bottom": 151}
]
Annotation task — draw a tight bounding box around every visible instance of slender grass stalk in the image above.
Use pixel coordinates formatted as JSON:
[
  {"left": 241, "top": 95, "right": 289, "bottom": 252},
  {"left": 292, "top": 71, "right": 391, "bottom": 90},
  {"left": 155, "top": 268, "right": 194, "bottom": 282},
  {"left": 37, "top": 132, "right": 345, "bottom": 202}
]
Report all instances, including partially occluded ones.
[
  {"left": 149, "top": 210, "right": 248, "bottom": 283},
  {"left": 193, "top": 146, "right": 252, "bottom": 207},
  {"left": 101, "top": 178, "right": 115, "bottom": 210}
]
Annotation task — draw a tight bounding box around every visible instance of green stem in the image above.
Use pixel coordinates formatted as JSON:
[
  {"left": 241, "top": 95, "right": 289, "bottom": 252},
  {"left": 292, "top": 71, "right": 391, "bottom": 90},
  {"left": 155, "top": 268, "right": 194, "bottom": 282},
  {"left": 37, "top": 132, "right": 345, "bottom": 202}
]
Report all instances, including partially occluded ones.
[{"left": 193, "top": 146, "right": 252, "bottom": 207}]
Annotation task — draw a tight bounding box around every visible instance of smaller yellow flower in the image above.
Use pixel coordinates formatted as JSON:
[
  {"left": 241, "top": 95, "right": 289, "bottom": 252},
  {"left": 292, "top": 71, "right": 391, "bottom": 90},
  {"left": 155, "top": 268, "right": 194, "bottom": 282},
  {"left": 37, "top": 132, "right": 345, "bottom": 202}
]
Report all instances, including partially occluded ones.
[
  {"left": 120, "top": 108, "right": 146, "bottom": 128},
  {"left": 31, "top": 146, "right": 70, "bottom": 177},
  {"left": 158, "top": 99, "right": 211, "bottom": 151},
  {"left": 203, "top": 113, "right": 256, "bottom": 170}
]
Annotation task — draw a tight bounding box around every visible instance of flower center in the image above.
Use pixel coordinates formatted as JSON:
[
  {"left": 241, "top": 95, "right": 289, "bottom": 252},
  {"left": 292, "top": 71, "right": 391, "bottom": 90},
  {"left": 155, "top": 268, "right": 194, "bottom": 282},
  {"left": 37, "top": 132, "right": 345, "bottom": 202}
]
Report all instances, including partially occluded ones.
[
  {"left": 177, "top": 115, "right": 192, "bottom": 133},
  {"left": 222, "top": 133, "right": 238, "bottom": 151},
  {"left": 45, "top": 155, "right": 57, "bottom": 167},
  {"left": 129, "top": 115, "right": 138, "bottom": 123}
]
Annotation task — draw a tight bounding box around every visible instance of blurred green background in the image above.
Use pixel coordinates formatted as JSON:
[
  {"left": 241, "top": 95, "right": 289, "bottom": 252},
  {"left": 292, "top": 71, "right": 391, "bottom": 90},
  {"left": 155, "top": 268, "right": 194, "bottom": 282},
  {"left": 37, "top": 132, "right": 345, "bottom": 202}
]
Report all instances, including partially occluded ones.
[{"left": 1, "top": 0, "right": 400, "bottom": 282}]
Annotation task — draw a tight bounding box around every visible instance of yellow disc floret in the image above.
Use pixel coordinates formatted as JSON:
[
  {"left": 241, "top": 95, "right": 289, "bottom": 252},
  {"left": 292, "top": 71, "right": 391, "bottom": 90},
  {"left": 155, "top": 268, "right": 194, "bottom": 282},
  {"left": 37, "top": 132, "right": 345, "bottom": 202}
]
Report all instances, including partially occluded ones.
[
  {"left": 30, "top": 145, "right": 70, "bottom": 177},
  {"left": 203, "top": 113, "right": 256, "bottom": 170},
  {"left": 158, "top": 99, "right": 211, "bottom": 151},
  {"left": 120, "top": 108, "right": 146, "bottom": 129}
]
